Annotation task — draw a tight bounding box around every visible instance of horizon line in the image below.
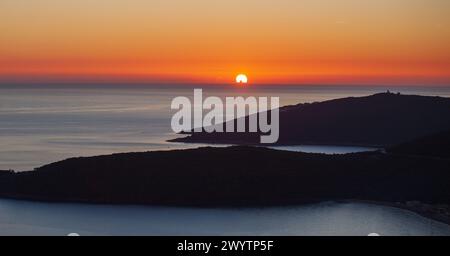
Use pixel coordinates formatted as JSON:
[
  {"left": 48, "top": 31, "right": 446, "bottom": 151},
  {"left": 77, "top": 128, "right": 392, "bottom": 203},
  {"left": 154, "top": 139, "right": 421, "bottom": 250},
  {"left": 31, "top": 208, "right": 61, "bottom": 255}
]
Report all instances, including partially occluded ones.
[{"left": 1, "top": 81, "right": 450, "bottom": 88}]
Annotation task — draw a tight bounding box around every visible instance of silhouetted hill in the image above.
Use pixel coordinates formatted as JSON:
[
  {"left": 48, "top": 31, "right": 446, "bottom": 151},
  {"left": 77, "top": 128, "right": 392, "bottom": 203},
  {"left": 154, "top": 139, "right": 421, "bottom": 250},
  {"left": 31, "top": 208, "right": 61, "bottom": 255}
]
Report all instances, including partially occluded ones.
[
  {"left": 388, "top": 129, "right": 450, "bottom": 158},
  {"left": 171, "top": 93, "right": 450, "bottom": 147},
  {"left": 0, "top": 146, "right": 449, "bottom": 207}
]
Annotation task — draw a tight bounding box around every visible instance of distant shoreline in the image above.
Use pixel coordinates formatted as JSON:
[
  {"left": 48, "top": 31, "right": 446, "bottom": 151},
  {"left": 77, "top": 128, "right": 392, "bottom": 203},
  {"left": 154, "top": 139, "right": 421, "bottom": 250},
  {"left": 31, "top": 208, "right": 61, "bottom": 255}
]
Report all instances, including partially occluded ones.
[{"left": 168, "top": 138, "right": 384, "bottom": 149}]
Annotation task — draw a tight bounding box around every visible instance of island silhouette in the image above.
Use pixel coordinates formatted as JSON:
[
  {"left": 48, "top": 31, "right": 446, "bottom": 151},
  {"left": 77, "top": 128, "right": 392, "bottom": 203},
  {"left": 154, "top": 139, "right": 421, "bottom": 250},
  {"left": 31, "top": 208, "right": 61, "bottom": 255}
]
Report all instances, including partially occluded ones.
[{"left": 171, "top": 92, "right": 450, "bottom": 147}]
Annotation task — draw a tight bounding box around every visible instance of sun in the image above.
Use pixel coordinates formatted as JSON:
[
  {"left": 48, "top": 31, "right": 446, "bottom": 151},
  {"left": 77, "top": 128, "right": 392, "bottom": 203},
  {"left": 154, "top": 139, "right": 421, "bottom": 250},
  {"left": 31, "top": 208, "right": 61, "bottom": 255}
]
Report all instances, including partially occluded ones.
[{"left": 235, "top": 74, "right": 248, "bottom": 84}]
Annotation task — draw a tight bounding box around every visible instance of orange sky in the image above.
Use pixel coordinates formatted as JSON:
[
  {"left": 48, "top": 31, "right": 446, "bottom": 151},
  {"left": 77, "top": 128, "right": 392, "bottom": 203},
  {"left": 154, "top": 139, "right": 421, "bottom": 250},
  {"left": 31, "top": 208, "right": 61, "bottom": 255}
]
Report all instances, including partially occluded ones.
[{"left": 1, "top": 0, "right": 449, "bottom": 85}]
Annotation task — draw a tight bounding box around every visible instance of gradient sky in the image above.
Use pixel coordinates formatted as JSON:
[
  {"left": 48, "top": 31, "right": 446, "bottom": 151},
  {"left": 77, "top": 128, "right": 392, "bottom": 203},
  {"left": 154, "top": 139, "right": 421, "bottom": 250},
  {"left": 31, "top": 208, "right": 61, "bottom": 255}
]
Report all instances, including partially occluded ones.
[{"left": 1, "top": 0, "right": 449, "bottom": 85}]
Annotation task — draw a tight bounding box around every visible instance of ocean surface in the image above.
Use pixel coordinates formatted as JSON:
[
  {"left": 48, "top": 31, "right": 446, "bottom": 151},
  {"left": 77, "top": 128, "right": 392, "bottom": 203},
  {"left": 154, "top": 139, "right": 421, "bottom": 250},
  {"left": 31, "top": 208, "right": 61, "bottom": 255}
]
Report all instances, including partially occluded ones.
[
  {"left": 2, "top": 84, "right": 450, "bottom": 236},
  {"left": 0, "top": 199, "right": 449, "bottom": 236},
  {"left": 2, "top": 84, "right": 450, "bottom": 171}
]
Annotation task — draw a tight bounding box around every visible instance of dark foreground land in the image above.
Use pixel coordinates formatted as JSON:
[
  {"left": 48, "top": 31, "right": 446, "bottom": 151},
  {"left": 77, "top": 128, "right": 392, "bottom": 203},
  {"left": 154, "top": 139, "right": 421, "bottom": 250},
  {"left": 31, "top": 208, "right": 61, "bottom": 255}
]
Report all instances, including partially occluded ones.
[{"left": 0, "top": 142, "right": 449, "bottom": 208}]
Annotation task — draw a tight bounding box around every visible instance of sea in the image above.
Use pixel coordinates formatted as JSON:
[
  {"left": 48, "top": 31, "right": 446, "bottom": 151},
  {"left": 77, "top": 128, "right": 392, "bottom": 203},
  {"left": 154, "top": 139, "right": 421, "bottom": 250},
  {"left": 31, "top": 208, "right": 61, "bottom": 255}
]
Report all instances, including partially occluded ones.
[
  {"left": 1, "top": 84, "right": 450, "bottom": 236},
  {"left": 2, "top": 84, "right": 450, "bottom": 171}
]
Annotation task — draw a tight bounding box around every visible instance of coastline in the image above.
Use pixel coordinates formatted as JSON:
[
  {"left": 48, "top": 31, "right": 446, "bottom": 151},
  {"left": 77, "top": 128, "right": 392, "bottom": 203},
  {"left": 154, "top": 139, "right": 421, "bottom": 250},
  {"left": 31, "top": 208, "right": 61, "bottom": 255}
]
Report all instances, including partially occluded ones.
[
  {"left": 2, "top": 92, "right": 450, "bottom": 233},
  {"left": 1, "top": 145, "right": 450, "bottom": 227},
  {"left": 167, "top": 138, "right": 385, "bottom": 149},
  {"left": 1, "top": 195, "right": 449, "bottom": 227},
  {"left": 340, "top": 199, "right": 450, "bottom": 226}
]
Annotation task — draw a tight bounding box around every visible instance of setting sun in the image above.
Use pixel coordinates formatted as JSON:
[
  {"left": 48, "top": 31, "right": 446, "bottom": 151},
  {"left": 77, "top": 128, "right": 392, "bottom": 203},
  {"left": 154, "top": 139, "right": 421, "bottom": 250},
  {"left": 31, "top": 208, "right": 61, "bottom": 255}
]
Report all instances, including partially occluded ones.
[{"left": 236, "top": 74, "right": 248, "bottom": 84}]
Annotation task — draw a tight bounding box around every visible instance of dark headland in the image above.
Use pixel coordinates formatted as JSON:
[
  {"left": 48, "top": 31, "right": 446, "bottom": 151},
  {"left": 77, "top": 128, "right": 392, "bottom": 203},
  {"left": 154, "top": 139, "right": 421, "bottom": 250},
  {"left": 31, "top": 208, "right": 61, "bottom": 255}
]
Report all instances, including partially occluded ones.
[
  {"left": 0, "top": 144, "right": 450, "bottom": 207},
  {"left": 1, "top": 93, "right": 450, "bottom": 224},
  {"left": 170, "top": 92, "right": 450, "bottom": 147}
]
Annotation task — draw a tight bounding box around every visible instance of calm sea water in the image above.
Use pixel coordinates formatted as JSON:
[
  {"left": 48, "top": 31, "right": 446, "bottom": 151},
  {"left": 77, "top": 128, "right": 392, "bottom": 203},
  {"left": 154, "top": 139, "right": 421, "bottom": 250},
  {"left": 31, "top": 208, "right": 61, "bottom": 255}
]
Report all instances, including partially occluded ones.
[
  {"left": 2, "top": 84, "right": 450, "bottom": 236},
  {"left": 2, "top": 84, "right": 450, "bottom": 171},
  {"left": 0, "top": 199, "right": 449, "bottom": 236}
]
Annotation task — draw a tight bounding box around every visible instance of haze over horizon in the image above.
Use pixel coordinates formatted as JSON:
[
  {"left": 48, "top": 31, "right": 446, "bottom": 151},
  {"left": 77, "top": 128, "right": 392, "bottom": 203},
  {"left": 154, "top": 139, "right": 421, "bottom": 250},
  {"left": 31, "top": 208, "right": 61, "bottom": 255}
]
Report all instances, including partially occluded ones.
[{"left": 1, "top": 0, "right": 449, "bottom": 85}]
